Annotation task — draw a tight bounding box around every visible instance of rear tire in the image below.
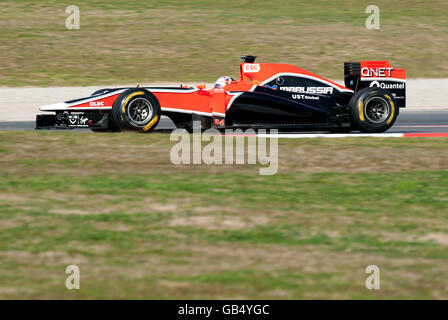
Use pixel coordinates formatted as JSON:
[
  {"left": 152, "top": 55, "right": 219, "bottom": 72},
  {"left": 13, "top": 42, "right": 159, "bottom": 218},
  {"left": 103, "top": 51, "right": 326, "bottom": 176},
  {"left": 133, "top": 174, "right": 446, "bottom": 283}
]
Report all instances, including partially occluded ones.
[
  {"left": 348, "top": 87, "right": 398, "bottom": 133},
  {"left": 111, "top": 89, "right": 161, "bottom": 132}
]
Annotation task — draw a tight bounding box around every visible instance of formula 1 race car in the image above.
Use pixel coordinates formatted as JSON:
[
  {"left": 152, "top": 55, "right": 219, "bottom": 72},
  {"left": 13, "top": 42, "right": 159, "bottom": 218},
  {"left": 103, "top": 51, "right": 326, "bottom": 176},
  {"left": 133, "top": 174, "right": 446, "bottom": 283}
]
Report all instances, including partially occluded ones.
[{"left": 36, "top": 56, "right": 406, "bottom": 133}]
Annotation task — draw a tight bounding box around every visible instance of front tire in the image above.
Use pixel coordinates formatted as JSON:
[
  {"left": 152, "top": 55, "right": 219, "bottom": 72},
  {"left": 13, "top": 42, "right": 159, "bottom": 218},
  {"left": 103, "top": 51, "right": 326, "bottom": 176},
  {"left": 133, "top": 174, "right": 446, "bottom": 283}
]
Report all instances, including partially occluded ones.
[
  {"left": 112, "top": 89, "right": 161, "bottom": 132},
  {"left": 348, "top": 87, "right": 398, "bottom": 133}
]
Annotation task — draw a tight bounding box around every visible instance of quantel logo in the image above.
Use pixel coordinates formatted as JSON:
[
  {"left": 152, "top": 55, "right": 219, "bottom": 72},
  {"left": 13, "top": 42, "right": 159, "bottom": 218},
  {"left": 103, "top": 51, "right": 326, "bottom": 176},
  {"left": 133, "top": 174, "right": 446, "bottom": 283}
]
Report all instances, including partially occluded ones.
[{"left": 369, "top": 81, "right": 404, "bottom": 90}]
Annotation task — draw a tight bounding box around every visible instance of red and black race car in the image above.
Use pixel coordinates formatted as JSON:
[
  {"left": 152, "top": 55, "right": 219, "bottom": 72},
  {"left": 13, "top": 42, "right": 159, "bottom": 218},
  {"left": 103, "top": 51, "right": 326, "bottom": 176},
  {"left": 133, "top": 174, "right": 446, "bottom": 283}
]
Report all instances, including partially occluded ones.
[{"left": 36, "top": 56, "right": 406, "bottom": 133}]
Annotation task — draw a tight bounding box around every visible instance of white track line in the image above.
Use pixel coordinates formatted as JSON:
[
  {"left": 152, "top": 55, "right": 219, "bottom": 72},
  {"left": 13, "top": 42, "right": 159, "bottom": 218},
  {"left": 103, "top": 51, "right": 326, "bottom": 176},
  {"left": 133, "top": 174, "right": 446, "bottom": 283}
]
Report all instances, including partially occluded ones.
[
  {"left": 223, "top": 132, "right": 448, "bottom": 138},
  {"left": 248, "top": 133, "right": 405, "bottom": 138},
  {"left": 395, "top": 125, "right": 448, "bottom": 128}
]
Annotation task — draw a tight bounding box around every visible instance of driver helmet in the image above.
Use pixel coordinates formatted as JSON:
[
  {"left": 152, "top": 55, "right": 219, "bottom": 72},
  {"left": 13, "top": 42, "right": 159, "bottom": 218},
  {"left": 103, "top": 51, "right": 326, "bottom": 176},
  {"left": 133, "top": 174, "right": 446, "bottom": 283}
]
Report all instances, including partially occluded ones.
[{"left": 214, "top": 75, "right": 235, "bottom": 88}]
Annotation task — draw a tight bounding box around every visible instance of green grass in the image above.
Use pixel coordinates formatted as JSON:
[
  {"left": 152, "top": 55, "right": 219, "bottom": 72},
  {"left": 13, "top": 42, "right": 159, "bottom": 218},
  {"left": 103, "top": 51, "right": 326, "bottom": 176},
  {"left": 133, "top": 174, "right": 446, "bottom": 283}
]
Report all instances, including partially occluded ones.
[
  {"left": 0, "top": 131, "right": 447, "bottom": 298},
  {"left": 0, "top": 0, "right": 447, "bottom": 86}
]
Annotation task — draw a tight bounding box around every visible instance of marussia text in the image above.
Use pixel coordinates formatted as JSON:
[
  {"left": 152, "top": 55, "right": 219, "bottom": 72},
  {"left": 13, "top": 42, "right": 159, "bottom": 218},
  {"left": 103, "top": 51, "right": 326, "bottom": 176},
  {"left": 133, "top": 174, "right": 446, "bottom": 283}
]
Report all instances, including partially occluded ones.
[{"left": 178, "top": 304, "right": 270, "bottom": 317}]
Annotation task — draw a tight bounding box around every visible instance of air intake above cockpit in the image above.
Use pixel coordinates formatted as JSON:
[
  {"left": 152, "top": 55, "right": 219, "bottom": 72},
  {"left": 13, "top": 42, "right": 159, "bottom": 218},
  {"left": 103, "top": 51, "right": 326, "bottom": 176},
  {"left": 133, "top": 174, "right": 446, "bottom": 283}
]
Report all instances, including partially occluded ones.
[{"left": 241, "top": 55, "right": 257, "bottom": 63}]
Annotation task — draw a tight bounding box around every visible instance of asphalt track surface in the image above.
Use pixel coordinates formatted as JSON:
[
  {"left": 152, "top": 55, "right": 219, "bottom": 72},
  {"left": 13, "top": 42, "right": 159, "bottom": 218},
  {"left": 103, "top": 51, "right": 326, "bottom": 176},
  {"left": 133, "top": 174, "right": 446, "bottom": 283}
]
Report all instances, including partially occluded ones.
[{"left": 1, "top": 110, "right": 447, "bottom": 134}]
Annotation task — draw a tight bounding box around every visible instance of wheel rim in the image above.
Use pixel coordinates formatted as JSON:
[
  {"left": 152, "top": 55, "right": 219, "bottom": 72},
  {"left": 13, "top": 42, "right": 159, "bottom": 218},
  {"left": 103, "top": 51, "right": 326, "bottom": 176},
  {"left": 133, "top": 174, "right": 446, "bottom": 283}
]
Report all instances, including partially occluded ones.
[
  {"left": 127, "top": 98, "right": 153, "bottom": 125},
  {"left": 364, "top": 97, "right": 390, "bottom": 123}
]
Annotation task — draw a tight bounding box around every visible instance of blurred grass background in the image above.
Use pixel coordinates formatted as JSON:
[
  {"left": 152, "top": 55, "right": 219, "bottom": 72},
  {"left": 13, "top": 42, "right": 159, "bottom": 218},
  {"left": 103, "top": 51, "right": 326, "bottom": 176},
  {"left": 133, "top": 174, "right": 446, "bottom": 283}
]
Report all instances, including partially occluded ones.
[
  {"left": 1, "top": 0, "right": 447, "bottom": 86},
  {"left": 0, "top": 132, "right": 447, "bottom": 298}
]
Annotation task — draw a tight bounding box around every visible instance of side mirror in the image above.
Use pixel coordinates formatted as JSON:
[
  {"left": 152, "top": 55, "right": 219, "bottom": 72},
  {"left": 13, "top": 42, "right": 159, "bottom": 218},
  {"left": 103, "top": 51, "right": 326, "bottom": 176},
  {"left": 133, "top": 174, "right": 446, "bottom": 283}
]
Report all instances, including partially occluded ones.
[{"left": 196, "top": 84, "right": 206, "bottom": 90}]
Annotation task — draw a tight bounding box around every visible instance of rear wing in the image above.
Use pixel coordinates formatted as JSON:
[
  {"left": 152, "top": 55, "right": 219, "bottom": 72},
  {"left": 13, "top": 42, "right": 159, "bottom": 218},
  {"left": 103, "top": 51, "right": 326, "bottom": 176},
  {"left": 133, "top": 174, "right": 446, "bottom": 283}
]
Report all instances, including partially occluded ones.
[{"left": 344, "top": 61, "right": 406, "bottom": 108}]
